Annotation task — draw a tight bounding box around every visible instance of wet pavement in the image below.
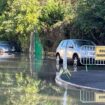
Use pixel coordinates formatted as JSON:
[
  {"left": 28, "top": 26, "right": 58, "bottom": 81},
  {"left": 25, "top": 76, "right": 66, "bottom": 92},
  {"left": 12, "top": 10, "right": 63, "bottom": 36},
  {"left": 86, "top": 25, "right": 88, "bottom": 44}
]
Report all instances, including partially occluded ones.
[
  {"left": 55, "top": 62, "right": 105, "bottom": 91},
  {"left": 60, "top": 70, "right": 105, "bottom": 91},
  {"left": 0, "top": 54, "right": 105, "bottom": 105}
]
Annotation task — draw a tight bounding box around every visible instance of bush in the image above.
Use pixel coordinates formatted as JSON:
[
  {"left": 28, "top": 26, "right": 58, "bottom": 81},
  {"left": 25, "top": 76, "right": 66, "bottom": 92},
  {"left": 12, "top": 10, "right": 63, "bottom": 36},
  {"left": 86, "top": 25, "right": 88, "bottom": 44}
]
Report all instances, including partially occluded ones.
[{"left": 39, "top": 0, "right": 65, "bottom": 27}]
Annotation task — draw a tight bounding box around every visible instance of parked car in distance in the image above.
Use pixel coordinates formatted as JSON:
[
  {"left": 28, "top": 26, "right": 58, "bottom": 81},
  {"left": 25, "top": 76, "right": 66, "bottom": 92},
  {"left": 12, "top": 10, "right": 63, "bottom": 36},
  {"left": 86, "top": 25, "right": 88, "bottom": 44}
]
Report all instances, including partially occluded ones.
[
  {"left": 0, "top": 41, "right": 21, "bottom": 54},
  {"left": 56, "top": 39, "right": 96, "bottom": 65}
]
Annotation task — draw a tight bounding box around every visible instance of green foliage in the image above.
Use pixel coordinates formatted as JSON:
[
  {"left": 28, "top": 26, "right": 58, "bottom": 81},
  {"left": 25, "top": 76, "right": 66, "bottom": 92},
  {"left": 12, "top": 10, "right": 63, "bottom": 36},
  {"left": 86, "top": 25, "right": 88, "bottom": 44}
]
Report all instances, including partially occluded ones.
[
  {"left": 0, "top": 72, "right": 63, "bottom": 105},
  {"left": 7, "top": 73, "right": 41, "bottom": 105},
  {"left": 0, "top": 0, "right": 40, "bottom": 51},
  {"left": 0, "top": 0, "right": 75, "bottom": 51},
  {"left": 74, "top": 0, "right": 105, "bottom": 44},
  {"left": 39, "top": 0, "right": 65, "bottom": 27},
  {"left": 38, "top": 0, "right": 74, "bottom": 51},
  {"left": 38, "top": 0, "right": 74, "bottom": 31},
  {"left": 0, "top": 0, "right": 7, "bottom": 13},
  {"left": 2, "top": 0, "right": 105, "bottom": 51}
]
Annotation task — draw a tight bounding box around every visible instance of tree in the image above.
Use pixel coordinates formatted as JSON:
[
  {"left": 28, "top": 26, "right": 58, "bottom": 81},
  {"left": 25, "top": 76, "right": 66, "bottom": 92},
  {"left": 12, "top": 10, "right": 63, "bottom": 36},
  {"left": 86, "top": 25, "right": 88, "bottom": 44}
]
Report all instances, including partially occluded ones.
[
  {"left": 74, "top": 0, "right": 105, "bottom": 44},
  {"left": 0, "top": 0, "right": 7, "bottom": 14},
  {"left": 0, "top": 0, "right": 40, "bottom": 51},
  {"left": 39, "top": 0, "right": 65, "bottom": 27}
]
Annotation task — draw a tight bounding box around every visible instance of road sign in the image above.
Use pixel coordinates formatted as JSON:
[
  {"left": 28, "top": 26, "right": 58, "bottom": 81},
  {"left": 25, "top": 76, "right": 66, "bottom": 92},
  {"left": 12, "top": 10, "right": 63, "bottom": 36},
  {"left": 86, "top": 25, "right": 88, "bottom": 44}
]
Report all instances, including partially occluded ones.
[
  {"left": 95, "top": 93, "right": 105, "bottom": 103},
  {"left": 95, "top": 46, "right": 105, "bottom": 60}
]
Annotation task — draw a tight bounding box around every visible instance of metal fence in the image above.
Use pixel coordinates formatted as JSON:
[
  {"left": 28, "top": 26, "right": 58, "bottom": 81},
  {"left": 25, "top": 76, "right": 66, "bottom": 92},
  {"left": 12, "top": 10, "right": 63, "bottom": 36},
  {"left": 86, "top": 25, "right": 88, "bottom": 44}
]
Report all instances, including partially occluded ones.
[
  {"left": 80, "top": 45, "right": 105, "bottom": 71},
  {"left": 80, "top": 45, "right": 105, "bottom": 65}
]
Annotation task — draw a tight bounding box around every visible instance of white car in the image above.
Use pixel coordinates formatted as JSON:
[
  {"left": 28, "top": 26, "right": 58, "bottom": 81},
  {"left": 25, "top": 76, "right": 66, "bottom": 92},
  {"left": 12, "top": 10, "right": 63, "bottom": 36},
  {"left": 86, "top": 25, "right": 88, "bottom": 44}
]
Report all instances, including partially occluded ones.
[{"left": 56, "top": 39, "right": 96, "bottom": 65}]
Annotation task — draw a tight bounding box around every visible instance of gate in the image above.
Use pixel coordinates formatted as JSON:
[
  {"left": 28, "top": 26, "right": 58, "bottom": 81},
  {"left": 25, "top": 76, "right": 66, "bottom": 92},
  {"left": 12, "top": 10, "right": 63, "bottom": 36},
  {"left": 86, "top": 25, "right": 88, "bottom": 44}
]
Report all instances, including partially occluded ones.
[{"left": 80, "top": 45, "right": 105, "bottom": 71}]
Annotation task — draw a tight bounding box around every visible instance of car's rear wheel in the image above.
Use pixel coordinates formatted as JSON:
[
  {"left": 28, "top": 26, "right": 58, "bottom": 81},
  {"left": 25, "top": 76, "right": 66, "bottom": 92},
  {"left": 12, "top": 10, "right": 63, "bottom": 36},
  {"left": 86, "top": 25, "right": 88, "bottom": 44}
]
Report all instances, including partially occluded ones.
[
  {"left": 56, "top": 54, "right": 63, "bottom": 64},
  {"left": 73, "top": 55, "right": 80, "bottom": 66}
]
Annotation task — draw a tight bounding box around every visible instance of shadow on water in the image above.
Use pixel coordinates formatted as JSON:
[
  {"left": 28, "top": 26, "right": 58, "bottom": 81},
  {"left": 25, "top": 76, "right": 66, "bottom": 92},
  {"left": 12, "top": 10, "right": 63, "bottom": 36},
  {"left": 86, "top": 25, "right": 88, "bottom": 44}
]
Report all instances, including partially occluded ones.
[{"left": 36, "top": 59, "right": 57, "bottom": 82}]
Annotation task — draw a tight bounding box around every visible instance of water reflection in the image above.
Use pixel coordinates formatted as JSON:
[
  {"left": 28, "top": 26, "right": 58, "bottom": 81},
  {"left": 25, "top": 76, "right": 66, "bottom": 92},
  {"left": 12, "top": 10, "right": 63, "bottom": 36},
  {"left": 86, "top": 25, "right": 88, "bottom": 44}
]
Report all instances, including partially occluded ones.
[
  {"left": 0, "top": 54, "right": 104, "bottom": 105},
  {"left": 55, "top": 60, "right": 105, "bottom": 104},
  {"left": 80, "top": 90, "right": 95, "bottom": 103},
  {"left": 80, "top": 90, "right": 105, "bottom": 104},
  {"left": 0, "top": 53, "right": 14, "bottom": 59},
  {"left": 0, "top": 53, "right": 27, "bottom": 70},
  {"left": 63, "top": 88, "right": 68, "bottom": 105}
]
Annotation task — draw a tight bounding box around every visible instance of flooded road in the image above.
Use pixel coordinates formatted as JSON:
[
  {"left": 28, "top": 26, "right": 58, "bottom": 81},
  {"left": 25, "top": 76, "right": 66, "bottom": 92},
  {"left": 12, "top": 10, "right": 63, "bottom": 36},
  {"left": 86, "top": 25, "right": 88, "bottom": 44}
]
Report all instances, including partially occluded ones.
[{"left": 0, "top": 54, "right": 104, "bottom": 105}]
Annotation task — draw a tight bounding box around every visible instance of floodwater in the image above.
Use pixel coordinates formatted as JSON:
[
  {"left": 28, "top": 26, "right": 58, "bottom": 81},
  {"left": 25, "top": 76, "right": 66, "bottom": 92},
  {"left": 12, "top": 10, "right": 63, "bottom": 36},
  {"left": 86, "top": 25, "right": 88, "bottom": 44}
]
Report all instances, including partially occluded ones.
[{"left": 0, "top": 54, "right": 104, "bottom": 105}]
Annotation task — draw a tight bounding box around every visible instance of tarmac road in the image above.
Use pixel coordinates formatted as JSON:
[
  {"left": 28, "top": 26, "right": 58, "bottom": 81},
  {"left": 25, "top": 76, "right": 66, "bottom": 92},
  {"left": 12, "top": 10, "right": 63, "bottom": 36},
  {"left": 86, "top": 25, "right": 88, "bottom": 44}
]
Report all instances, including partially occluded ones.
[{"left": 56, "top": 64, "right": 105, "bottom": 92}]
